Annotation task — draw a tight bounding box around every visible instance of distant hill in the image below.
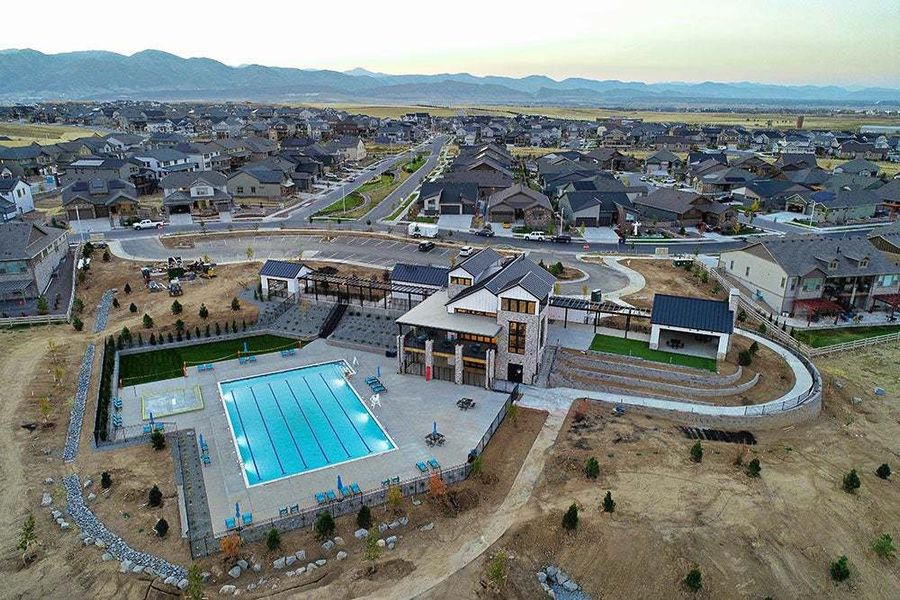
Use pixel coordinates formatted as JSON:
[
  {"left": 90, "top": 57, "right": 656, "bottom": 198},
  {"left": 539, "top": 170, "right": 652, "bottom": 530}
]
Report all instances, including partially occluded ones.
[{"left": 1, "top": 48, "right": 897, "bottom": 108}]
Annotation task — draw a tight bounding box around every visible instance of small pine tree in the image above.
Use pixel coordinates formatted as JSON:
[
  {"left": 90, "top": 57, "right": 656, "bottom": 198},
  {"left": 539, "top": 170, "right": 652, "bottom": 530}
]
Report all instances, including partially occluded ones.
[
  {"left": 205, "top": 324, "right": 210, "bottom": 337},
  {"left": 562, "top": 503, "right": 579, "bottom": 531},
  {"left": 199, "top": 304, "right": 209, "bottom": 319},
  {"left": 486, "top": 550, "right": 508, "bottom": 590},
  {"left": 231, "top": 297, "right": 240, "bottom": 311},
  {"left": 872, "top": 533, "right": 895, "bottom": 558},
  {"left": 72, "top": 316, "right": 84, "bottom": 331},
  {"left": 829, "top": 555, "right": 850, "bottom": 582},
  {"left": 154, "top": 518, "right": 169, "bottom": 538},
  {"left": 691, "top": 441, "right": 703, "bottom": 463},
  {"left": 175, "top": 319, "right": 185, "bottom": 332},
  {"left": 148, "top": 485, "right": 163, "bottom": 507},
  {"left": 101, "top": 471, "right": 112, "bottom": 489},
  {"left": 137, "top": 332, "right": 143, "bottom": 346},
  {"left": 195, "top": 326, "right": 201, "bottom": 339},
  {"left": 875, "top": 463, "right": 891, "bottom": 480},
  {"left": 602, "top": 490, "right": 616, "bottom": 513},
  {"left": 842, "top": 469, "right": 860, "bottom": 493},
  {"left": 185, "top": 564, "right": 204, "bottom": 600},
  {"left": 102, "top": 249, "right": 110, "bottom": 262},
  {"left": 171, "top": 299, "right": 182, "bottom": 315},
  {"left": 231, "top": 319, "right": 237, "bottom": 333},
  {"left": 357, "top": 505, "right": 373, "bottom": 530},
  {"left": 314, "top": 512, "right": 335, "bottom": 539},
  {"left": 142, "top": 313, "right": 154, "bottom": 328},
  {"left": 17, "top": 514, "right": 36, "bottom": 552},
  {"left": 684, "top": 568, "right": 702, "bottom": 591},
  {"left": 36, "top": 295, "right": 48, "bottom": 315},
  {"left": 585, "top": 457, "right": 600, "bottom": 479},
  {"left": 364, "top": 527, "right": 382, "bottom": 572},
  {"left": 738, "top": 349, "right": 753, "bottom": 366},
  {"left": 149, "top": 332, "right": 156, "bottom": 345},
  {"left": 151, "top": 429, "right": 166, "bottom": 450},
  {"left": 749, "top": 341, "right": 759, "bottom": 355},
  {"left": 124, "top": 282, "right": 132, "bottom": 295},
  {"left": 758, "top": 322, "right": 768, "bottom": 335},
  {"left": 215, "top": 322, "right": 221, "bottom": 336},
  {"left": 266, "top": 527, "right": 281, "bottom": 551},
  {"left": 129, "top": 302, "right": 137, "bottom": 313},
  {"left": 746, "top": 458, "right": 761, "bottom": 478},
  {"left": 167, "top": 332, "right": 174, "bottom": 343}
]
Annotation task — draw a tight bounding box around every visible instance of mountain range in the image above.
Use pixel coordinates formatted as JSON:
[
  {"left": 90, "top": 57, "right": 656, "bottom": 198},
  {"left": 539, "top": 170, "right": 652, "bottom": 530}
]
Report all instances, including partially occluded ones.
[{"left": 1, "top": 48, "right": 897, "bottom": 108}]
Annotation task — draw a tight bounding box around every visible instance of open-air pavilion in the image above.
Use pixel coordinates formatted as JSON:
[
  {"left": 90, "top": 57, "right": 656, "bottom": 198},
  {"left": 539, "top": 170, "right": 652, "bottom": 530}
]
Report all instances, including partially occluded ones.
[{"left": 648, "top": 294, "right": 735, "bottom": 360}]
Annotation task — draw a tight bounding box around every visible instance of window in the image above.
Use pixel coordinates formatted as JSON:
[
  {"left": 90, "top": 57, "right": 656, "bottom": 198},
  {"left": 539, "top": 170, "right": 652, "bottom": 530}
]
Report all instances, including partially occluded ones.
[
  {"left": 829, "top": 260, "right": 838, "bottom": 270},
  {"left": 729, "top": 260, "right": 734, "bottom": 270},
  {"left": 745, "top": 266, "right": 750, "bottom": 277},
  {"left": 454, "top": 308, "right": 495, "bottom": 317},
  {"left": 236, "top": 186, "right": 244, "bottom": 194},
  {"left": 877, "top": 274, "right": 897, "bottom": 287},
  {"left": 501, "top": 298, "right": 536, "bottom": 314},
  {"left": 860, "top": 257, "right": 869, "bottom": 268},
  {"left": 458, "top": 333, "right": 495, "bottom": 344},
  {"left": 780, "top": 277, "right": 786, "bottom": 288},
  {"left": 802, "top": 277, "right": 823, "bottom": 292},
  {"left": 250, "top": 186, "right": 257, "bottom": 194},
  {"left": 450, "top": 276, "right": 472, "bottom": 285},
  {"left": 508, "top": 321, "right": 526, "bottom": 355},
  {"left": 789, "top": 278, "right": 797, "bottom": 291}
]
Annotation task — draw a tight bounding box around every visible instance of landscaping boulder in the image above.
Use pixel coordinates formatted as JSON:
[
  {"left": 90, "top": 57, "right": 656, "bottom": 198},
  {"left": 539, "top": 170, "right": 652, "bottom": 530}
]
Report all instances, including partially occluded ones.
[
  {"left": 398, "top": 516, "right": 409, "bottom": 526},
  {"left": 354, "top": 528, "right": 369, "bottom": 539},
  {"left": 273, "top": 557, "right": 285, "bottom": 570},
  {"left": 377, "top": 538, "right": 386, "bottom": 548},
  {"left": 419, "top": 522, "right": 434, "bottom": 531},
  {"left": 253, "top": 563, "right": 261, "bottom": 573},
  {"left": 315, "top": 559, "right": 326, "bottom": 567},
  {"left": 306, "top": 563, "right": 317, "bottom": 571},
  {"left": 322, "top": 539, "right": 335, "bottom": 552},
  {"left": 336, "top": 551, "right": 348, "bottom": 561},
  {"left": 237, "top": 559, "right": 249, "bottom": 570},
  {"left": 41, "top": 493, "right": 52, "bottom": 507},
  {"left": 219, "top": 585, "right": 237, "bottom": 595},
  {"left": 378, "top": 523, "right": 388, "bottom": 533},
  {"left": 119, "top": 560, "right": 133, "bottom": 573},
  {"left": 163, "top": 576, "right": 176, "bottom": 586},
  {"left": 285, "top": 555, "right": 296, "bottom": 567},
  {"left": 294, "top": 550, "right": 306, "bottom": 561},
  {"left": 177, "top": 579, "right": 189, "bottom": 591},
  {"left": 228, "top": 565, "right": 242, "bottom": 579},
  {"left": 388, "top": 520, "right": 400, "bottom": 529},
  {"left": 556, "top": 570, "right": 569, "bottom": 585},
  {"left": 385, "top": 535, "right": 397, "bottom": 546},
  {"left": 563, "top": 580, "right": 579, "bottom": 592},
  {"left": 333, "top": 536, "right": 344, "bottom": 546},
  {"left": 101, "top": 553, "right": 113, "bottom": 561},
  {"left": 537, "top": 572, "right": 547, "bottom": 584}
]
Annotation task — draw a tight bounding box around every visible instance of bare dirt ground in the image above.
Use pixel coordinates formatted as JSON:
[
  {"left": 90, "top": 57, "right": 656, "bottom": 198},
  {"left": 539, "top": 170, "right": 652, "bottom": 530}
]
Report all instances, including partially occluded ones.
[
  {"left": 620, "top": 259, "right": 727, "bottom": 309},
  {"left": 428, "top": 346, "right": 900, "bottom": 599}
]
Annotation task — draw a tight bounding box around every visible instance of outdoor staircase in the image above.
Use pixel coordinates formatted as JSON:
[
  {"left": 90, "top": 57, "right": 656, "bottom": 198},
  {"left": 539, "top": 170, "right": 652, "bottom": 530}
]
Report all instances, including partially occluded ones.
[{"left": 319, "top": 302, "right": 348, "bottom": 338}]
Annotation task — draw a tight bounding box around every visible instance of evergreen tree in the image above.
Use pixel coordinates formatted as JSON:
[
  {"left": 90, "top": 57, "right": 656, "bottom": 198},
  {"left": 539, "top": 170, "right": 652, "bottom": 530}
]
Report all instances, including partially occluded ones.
[{"left": 602, "top": 491, "right": 616, "bottom": 513}]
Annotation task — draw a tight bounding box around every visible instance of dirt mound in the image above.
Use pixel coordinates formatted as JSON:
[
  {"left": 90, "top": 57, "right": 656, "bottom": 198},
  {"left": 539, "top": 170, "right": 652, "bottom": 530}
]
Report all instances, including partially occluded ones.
[{"left": 355, "top": 558, "right": 416, "bottom": 583}]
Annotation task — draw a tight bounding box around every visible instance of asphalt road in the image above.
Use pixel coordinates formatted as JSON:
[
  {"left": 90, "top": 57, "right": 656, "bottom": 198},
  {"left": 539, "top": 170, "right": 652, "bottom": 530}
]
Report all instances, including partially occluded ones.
[{"left": 362, "top": 135, "right": 445, "bottom": 223}]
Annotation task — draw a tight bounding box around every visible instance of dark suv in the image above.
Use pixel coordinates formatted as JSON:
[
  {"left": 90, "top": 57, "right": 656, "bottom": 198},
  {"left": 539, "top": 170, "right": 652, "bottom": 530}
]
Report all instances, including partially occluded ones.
[{"left": 418, "top": 241, "right": 435, "bottom": 252}]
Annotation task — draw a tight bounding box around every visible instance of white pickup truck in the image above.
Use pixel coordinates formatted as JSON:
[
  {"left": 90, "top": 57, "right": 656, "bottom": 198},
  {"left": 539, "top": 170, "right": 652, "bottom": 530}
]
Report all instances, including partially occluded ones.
[{"left": 133, "top": 219, "right": 165, "bottom": 230}]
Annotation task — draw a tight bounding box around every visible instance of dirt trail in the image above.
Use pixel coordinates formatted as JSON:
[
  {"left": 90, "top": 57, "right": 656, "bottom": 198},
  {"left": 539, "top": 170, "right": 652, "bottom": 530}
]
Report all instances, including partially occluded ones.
[{"left": 344, "top": 412, "right": 566, "bottom": 600}]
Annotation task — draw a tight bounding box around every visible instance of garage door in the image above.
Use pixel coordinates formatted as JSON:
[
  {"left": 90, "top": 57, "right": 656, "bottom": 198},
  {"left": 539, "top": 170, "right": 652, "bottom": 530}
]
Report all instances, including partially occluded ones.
[
  {"left": 575, "top": 217, "right": 597, "bottom": 227},
  {"left": 598, "top": 214, "right": 613, "bottom": 227},
  {"left": 440, "top": 204, "right": 462, "bottom": 215}
]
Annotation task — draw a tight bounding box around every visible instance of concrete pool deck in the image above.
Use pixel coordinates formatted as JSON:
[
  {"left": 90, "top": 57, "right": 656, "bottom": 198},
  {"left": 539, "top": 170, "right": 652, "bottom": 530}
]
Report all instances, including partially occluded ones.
[{"left": 117, "top": 339, "right": 509, "bottom": 537}]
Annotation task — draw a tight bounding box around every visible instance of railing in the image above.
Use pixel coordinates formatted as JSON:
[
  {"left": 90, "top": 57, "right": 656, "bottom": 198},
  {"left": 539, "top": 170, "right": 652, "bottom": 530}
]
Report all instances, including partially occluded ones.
[
  {"left": 97, "top": 421, "right": 178, "bottom": 448},
  {"left": 318, "top": 302, "right": 348, "bottom": 338},
  {"left": 0, "top": 245, "right": 80, "bottom": 327},
  {"left": 805, "top": 329, "right": 900, "bottom": 356},
  {"left": 256, "top": 293, "right": 297, "bottom": 327}
]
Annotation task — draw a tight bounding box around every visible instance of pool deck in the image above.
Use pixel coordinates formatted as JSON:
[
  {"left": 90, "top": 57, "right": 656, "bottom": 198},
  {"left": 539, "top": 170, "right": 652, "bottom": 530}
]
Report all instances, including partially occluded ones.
[{"left": 117, "top": 339, "right": 509, "bottom": 537}]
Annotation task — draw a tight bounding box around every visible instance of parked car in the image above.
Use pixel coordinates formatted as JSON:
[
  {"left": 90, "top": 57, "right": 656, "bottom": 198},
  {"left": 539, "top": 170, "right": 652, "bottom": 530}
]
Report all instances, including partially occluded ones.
[
  {"left": 133, "top": 219, "right": 165, "bottom": 230},
  {"left": 458, "top": 246, "right": 474, "bottom": 257},
  {"left": 474, "top": 228, "right": 495, "bottom": 237},
  {"left": 418, "top": 241, "right": 435, "bottom": 252},
  {"left": 523, "top": 231, "right": 547, "bottom": 241},
  {"left": 552, "top": 235, "right": 572, "bottom": 244}
]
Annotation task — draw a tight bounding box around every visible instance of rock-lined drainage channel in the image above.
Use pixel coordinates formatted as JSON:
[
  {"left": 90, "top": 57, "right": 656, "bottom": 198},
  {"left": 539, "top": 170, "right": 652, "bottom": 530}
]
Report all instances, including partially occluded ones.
[
  {"left": 678, "top": 426, "right": 757, "bottom": 444},
  {"left": 537, "top": 565, "right": 589, "bottom": 599},
  {"left": 63, "top": 343, "right": 95, "bottom": 463},
  {"left": 93, "top": 289, "right": 115, "bottom": 333},
  {"left": 62, "top": 474, "right": 189, "bottom": 587}
]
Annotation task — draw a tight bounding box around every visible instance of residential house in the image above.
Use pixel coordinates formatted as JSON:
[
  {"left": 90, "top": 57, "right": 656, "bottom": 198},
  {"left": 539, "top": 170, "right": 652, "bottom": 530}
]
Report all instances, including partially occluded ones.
[
  {"left": 132, "top": 148, "right": 195, "bottom": 179},
  {"left": 0, "top": 221, "right": 69, "bottom": 302},
  {"left": 632, "top": 188, "right": 736, "bottom": 229},
  {"left": 558, "top": 190, "right": 633, "bottom": 228},
  {"left": 833, "top": 158, "right": 879, "bottom": 177},
  {"left": 486, "top": 184, "right": 553, "bottom": 228},
  {"left": 228, "top": 168, "right": 294, "bottom": 199},
  {"left": 62, "top": 179, "right": 139, "bottom": 226},
  {"left": 61, "top": 157, "right": 139, "bottom": 185},
  {"left": 644, "top": 149, "right": 682, "bottom": 176},
  {"left": 0, "top": 177, "right": 35, "bottom": 219},
  {"left": 419, "top": 182, "right": 480, "bottom": 216},
  {"left": 159, "top": 171, "right": 232, "bottom": 216},
  {"left": 784, "top": 189, "right": 880, "bottom": 224}
]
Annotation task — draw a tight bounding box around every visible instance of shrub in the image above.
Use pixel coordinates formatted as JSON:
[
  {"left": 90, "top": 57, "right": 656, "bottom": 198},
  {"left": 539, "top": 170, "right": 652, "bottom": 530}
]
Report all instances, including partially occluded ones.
[
  {"left": 842, "top": 469, "right": 860, "bottom": 493},
  {"left": 829, "top": 555, "right": 850, "bottom": 582},
  {"left": 602, "top": 490, "right": 615, "bottom": 513},
  {"left": 872, "top": 533, "right": 895, "bottom": 558},
  {"left": 185, "top": 564, "right": 204, "bottom": 600},
  {"left": 738, "top": 349, "right": 753, "bottom": 366},
  {"left": 72, "top": 298, "right": 84, "bottom": 313},
  {"left": 231, "top": 297, "right": 240, "bottom": 311},
  {"left": 757, "top": 322, "right": 768, "bottom": 334},
  {"left": 684, "top": 568, "right": 702, "bottom": 591},
  {"left": 356, "top": 505, "right": 373, "bottom": 530},
  {"left": 167, "top": 332, "right": 174, "bottom": 343},
  {"left": 195, "top": 326, "right": 201, "bottom": 339},
  {"left": 470, "top": 455, "right": 483, "bottom": 476},
  {"left": 314, "top": 512, "right": 335, "bottom": 539},
  {"left": 221, "top": 533, "right": 241, "bottom": 560},
  {"left": 148, "top": 485, "right": 163, "bottom": 507},
  {"left": 486, "top": 550, "right": 508, "bottom": 590},
  {"left": 364, "top": 527, "right": 382, "bottom": 569},
  {"left": 690, "top": 441, "right": 703, "bottom": 463},
  {"left": 72, "top": 316, "right": 84, "bottom": 331},
  {"left": 387, "top": 484, "right": 402, "bottom": 509},
  {"left": 112, "top": 297, "right": 120, "bottom": 308},
  {"left": 737, "top": 308, "right": 747, "bottom": 322},
  {"left": 266, "top": 527, "right": 281, "bottom": 551},
  {"left": 214, "top": 322, "right": 221, "bottom": 336},
  {"left": 142, "top": 313, "right": 153, "bottom": 328},
  {"left": 429, "top": 473, "right": 448, "bottom": 498},
  {"left": 205, "top": 324, "right": 210, "bottom": 337},
  {"left": 17, "top": 514, "right": 36, "bottom": 552},
  {"left": 562, "top": 503, "right": 578, "bottom": 531},
  {"left": 36, "top": 295, "right": 48, "bottom": 315},
  {"left": 129, "top": 302, "right": 137, "bottom": 313},
  {"left": 101, "top": 471, "right": 112, "bottom": 489},
  {"left": 199, "top": 304, "right": 209, "bottom": 319},
  {"left": 585, "top": 457, "right": 600, "bottom": 479},
  {"left": 876, "top": 463, "right": 891, "bottom": 480},
  {"left": 151, "top": 430, "right": 166, "bottom": 450},
  {"left": 123, "top": 282, "right": 131, "bottom": 294},
  {"left": 149, "top": 333, "right": 156, "bottom": 345},
  {"left": 154, "top": 518, "right": 169, "bottom": 538},
  {"left": 749, "top": 341, "right": 759, "bottom": 355},
  {"left": 746, "top": 458, "right": 761, "bottom": 478},
  {"left": 171, "top": 300, "right": 182, "bottom": 315},
  {"left": 175, "top": 319, "right": 185, "bottom": 332},
  {"left": 700, "top": 271, "right": 709, "bottom": 284},
  {"left": 102, "top": 249, "right": 110, "bottom": 262}
]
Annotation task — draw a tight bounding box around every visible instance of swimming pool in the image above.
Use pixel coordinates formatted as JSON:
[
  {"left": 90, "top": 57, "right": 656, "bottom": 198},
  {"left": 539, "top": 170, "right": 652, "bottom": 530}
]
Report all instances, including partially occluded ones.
[{"left": 219, "top": 361, "right": 395, "bottom": 487}]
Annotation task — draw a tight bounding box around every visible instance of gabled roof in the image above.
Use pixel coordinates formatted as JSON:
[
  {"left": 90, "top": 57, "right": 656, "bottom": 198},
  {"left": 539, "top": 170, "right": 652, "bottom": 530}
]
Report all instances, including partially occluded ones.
[
  {"left": 739, "top": 235, "right": 899, "bottom": 278},
  {"left": 835, "top": 158, "right": 879, "bottom": 175},
  {"left": 391, "top": 263, "right": 450, "bottom": 287},
  {"left": 488, "top": 183, "right": 552, "bottom": 211},
  {"left": 562, "top": 191, "right": 632, "bottom": 213},
  {"left": 230, "top": 168, "right": 285, "bottom": 185},
  {"left": 632, "top": 188, "right": 705, "bottom": 215},
  {"left": 0, "top": 221, "right": 67, "bottom": 261},
  {"left": 455, "top": 247, "right": 502, "bottom": 280},
  {"left": 259, "top": 260, "right": 307, "bottom": 279},
  {"left": 651, "top": 294, "right": 734, "bottom": 334},
  {"left": 62, "top": 178, "right": 137, "bottom": 206},
  {"left": 449, "top": 254, "right": 555, "bottom": 304},
  {"left": 418, "top": 181, "right": 479, "bottom": 205},
  {"left": 646, "top": 149, "right": 681, "bottom": 164}
]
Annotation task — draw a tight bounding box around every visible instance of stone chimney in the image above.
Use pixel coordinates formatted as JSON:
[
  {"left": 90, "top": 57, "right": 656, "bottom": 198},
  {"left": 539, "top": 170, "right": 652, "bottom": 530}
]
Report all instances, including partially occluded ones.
[{"left": 729, "top": 287, "right": 740, "bottom": 322}]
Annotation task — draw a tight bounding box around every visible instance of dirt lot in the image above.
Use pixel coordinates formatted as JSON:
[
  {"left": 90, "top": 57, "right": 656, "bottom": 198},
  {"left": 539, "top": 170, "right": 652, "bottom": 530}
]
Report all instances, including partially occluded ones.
[
  {"left": 429, "top": 346, "right": 900, "bottom": 599},
  {"left": 619, "top": 258, "right": 727, "bottom": 309}
]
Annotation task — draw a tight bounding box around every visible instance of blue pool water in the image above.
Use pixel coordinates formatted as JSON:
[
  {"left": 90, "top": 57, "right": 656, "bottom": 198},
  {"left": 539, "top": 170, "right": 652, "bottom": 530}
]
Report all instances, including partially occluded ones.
[{"left": 219, "top": 361, "right": 394, "bottom": 486}]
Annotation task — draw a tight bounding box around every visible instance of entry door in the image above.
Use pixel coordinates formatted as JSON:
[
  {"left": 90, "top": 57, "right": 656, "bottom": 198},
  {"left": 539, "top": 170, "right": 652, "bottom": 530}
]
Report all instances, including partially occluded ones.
[{"left": 507, "top": 362, "right": 523, "bottom": 383}]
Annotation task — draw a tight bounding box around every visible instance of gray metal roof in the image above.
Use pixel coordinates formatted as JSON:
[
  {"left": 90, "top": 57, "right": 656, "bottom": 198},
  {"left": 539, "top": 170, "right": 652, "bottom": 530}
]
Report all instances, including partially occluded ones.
[
  {"left": 391, "top": 263, "right": 450, "bottom": 287},
  {"left": 456, "top": 248, "right": 502, "bottom": 280},
  {"left": 651, "top": 294, "right": 734, "bottom": 334},
  {"left": 0, "top": 278, "right": 32, "bottom": 294},
  {"left": 259, "top": 260, "right": 306, "bottom": 279},
  {"left": 749, "top": 235, "right": 899, "bottom": 278}
]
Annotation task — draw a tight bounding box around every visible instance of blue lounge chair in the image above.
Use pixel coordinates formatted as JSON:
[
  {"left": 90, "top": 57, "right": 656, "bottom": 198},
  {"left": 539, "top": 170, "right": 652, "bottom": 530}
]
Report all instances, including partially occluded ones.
[
  {"left": 351, "top": 482, "right": 362, "bottom": 495},
  {"left": 371, "top": 384, "right": 386, "bottom": 393},
  {"left": 365, "top": 376, "right": 379, "bottom": 384},
  {"left": 205, "top": 363, "right": 213, "bottom": 370},
  {"left": 143, "top": 424, "right": 152, "bottom": 434},
  {"left": 289, "top": 504, "right": 300, "bottom": 514},
  {"left": 315, "top": 492, "right": 326, "bottom": 504},
  {"left": 112, "top": 397, "right": 122, "bottom": 410},
  {"left": 428, "top": 458, "right": 441, "bottom": 470},
  {"left": 155, "top": 423, "right": 165, "bottom": 432},
  {"left": 391, "top": 476, "right": 400, "bottom": 485},
  {"left": 248, "top": 355, "right": 257, "bottom": 363},
  {"left": 381, "top": 478, "right": 390, "bottom": 487},
  {"left": 201, "top": 455, "right": 211, "bottom": 466},
  {"left": 225, "top": 517, "right": 236, "bottom": 529},
  {"left": 416, "top": 461, "right": 428, "bottom": 473},
  {"left": 340, "top": 486, "right": 351, "bottom": 498},
  {"left": 198, "top": 364, "right": 207, "bottom": 372},
  {"left": 242, "top": 512, "right": 253, "bottom": 525},
  {"left": 199, "top": 439, "right": 208, "bottom": 450},
  {"left": 288, "top": 348, "right": 296, "bottom": 356},
  {"left": 279, "top": 507, "right": 289, "bottom": 517},
  {"left": 326, "top": 489, "right": 337, "bottom": 502}
]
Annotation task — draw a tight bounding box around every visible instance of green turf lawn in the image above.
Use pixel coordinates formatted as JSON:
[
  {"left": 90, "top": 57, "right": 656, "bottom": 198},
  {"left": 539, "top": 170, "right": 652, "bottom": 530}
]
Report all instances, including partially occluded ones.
[
  {"left": 589, "top": 334, "right": 717, "bottom": 372},
  {"left": 119, "top": 334, "right": 299, "bottom": 386},
  {"left": 792, "top": 324, "right": 900, "bottom": 348}
]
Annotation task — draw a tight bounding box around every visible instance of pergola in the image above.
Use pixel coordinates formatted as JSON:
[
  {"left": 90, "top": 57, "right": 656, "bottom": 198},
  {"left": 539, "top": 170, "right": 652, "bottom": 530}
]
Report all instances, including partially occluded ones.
[
  {"left": 549, "top": 296, "right": 651, "bottom": 336},
  {"left": 794, "top": 298, "right": 844, "bottom": 324},
  {"left": 872, "top": 293, "right": 900, "bottom": 319},
  {"left": 298, "top": 271, "right": 438, "bottom": 308}
]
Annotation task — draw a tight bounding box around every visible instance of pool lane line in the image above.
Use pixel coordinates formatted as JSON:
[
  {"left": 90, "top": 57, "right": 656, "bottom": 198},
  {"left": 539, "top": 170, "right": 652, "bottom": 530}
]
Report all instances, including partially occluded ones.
[
  {"left": 267, "top": 382, "right": 308, "bottom": 469},
  {"left": 249, "top": 386, "right": 287, "bottom": 476},
  {"left": 285, "top": 380, "right": 332, "bottom": 464},
  {"left": 302, "top": 376, "right": 352, "bottom": 459},
  {"left": 225, "top": 391, "right": 262, "bottom": 485},
  {"left": 318, "top": 371, "right": 372, "bottom": 453}
]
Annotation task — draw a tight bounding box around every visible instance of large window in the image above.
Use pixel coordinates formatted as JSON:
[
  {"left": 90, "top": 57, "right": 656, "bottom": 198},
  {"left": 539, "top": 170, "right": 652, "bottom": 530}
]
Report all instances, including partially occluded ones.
[
  {"left": 459, "top": 333, "right": 495, "bottom": 344},
  {"left": 508, "top": 321, "right": 526, "bottom": 355},
  {"left": 501, "top": 298, "right": 536, "bottom": 314},
  {"left": 450, "top": 276, "right": 472, "bottom": 285},
  {"left": 454, "top": 308, "right": 495, "bottom": 317}
]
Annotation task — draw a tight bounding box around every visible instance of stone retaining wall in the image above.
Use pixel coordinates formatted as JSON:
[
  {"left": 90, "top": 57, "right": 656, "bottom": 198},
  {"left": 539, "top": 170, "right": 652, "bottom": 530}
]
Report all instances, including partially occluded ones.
[
  {"left": 93, "top": 290, "right": 114, "bottom": 333},
  {"left": 550, "top": 366, "right": 760, "bottom": 399},
  {"left": 63, "top": 344, "right": 95, "bottom": 463},
  {"left": 63, "top": 474, "right": 188, "bottom": 585},
  {"left": 562, "top": 349, "right": 744, "bottom": 385}
]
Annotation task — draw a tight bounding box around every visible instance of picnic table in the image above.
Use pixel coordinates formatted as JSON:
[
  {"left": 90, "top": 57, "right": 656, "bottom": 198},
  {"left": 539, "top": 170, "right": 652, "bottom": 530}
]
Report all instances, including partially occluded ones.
[
  {"left": 425, "top": 432, "right": 445, "bottom": 447},
  {"left": 456, "top": 398, "right": 476, "bottom": 411}
]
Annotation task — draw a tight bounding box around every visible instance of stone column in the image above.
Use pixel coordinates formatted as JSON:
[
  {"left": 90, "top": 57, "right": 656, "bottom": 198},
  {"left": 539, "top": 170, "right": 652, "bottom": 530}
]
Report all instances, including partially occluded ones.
[
  {"left": 396, "top": 334, "right": 405, "bottom": 374},
  {"left": 649, "top": 324, "right": 661, "bottom": 350},
  {"left": 425, "top": 339, "right": 434, "bottom": 381},
  {"left": 454, "top": 344, "right": 464, "bottom": 385},
  {"left": 485, "top": 348, "right": 495, "bottom": 390}
]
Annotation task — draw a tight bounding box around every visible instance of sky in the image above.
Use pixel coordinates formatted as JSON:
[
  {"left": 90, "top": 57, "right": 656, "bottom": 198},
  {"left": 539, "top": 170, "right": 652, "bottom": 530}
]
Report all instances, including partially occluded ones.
[{"left": 6, "top": 0, "right": 900, "bottom": 87}]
